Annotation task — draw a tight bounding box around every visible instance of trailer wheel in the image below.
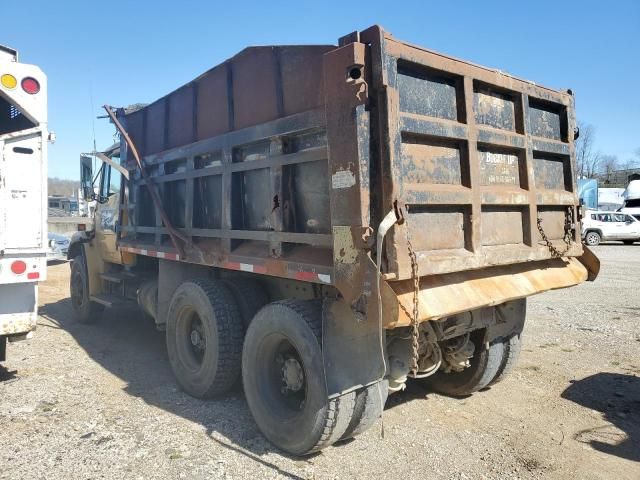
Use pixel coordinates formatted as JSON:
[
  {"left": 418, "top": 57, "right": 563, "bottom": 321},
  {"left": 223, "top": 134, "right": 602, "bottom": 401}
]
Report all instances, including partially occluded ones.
[
  {"left": 221, "top": 278, "right": 269, "bottom": 328},
  {"left": 166, "top": 279, "right": 243, "bottom": 398},
  {"left": 70, "top": 255, "right": 104, "bottom": 323},
  {"left": 585, "top": 231, "right": 601, "bottom": 246},
  {"left": 425, "top": 330, "right": 504, "bottom": 397},
  {"left": 489, "top": 333, "right": 522, "bottom": 386},
  {"left": 242, "top": 300, "right": 356, "bottom": 456},
  {"left": 340, "top": 379, "right": 388, "bottom": 441}
]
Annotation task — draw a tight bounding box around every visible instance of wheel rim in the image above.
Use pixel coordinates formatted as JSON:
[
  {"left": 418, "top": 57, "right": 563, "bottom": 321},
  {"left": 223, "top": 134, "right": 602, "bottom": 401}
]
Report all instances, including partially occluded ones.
[
  {"left": 175, "top": 307, "right": 207, "bottom": 370},
  {"left": 256, "top": 335, "right": 308, "bottom": 419},
  {"left": 71, "top": 269, "right": 85, "bottom": 309},
  {"left": 587, "top": 233, "right": 598, "bottom": 245}
]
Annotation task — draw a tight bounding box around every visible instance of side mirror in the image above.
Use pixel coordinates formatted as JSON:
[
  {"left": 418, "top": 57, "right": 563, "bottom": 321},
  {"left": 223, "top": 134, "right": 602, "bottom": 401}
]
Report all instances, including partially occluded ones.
[{"left": 80, "top": 155, "right": 94, "bottom": 201}]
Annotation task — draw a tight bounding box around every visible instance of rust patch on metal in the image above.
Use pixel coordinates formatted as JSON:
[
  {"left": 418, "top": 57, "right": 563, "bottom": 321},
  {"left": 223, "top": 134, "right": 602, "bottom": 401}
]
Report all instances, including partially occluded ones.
[{"left": 386, "top": 257, "right": 588, "bottom": 328}]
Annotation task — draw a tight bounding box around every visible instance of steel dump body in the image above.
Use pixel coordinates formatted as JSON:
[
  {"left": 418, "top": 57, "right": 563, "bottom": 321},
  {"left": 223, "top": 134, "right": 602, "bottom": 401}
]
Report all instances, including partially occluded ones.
[{"left": 117, "top": 26, "right": 585, "bottom": 320}]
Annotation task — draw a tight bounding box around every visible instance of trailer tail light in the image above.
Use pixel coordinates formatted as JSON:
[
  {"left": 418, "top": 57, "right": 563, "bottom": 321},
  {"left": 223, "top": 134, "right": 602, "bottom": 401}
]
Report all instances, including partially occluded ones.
[
  {"left": 27, "top": 272, "right": 40, "bottom": 280},
  {"left": 11, "top": 260, "right": 27, "bottom": 275},
  {"left": 21, "top": 77, "right": 40, "bottom": 94},
  {"left": 1, "top": 73, "right": 17, "bottom": 89}
]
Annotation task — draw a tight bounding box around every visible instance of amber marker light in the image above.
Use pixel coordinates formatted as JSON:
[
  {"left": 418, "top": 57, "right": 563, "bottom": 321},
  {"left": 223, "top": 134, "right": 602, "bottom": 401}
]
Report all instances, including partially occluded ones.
[{"left": 1, "top": 73, "right": 17, "bottom": 89}]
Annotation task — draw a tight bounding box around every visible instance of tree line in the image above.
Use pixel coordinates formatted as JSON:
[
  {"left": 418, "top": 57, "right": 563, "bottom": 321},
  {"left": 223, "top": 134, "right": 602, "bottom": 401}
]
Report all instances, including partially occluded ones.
[
  {"left": 48, "top": 177, "right": 80, "bottom": 197},
  {"left": 575, "top": 121, "right": 640, "bottom": 179}
]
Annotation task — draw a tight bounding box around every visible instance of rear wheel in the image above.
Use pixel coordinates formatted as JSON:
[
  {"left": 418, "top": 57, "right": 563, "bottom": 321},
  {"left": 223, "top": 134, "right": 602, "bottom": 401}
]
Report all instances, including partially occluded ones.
[
  {"left": 221, "top": 278, "right": 269, "bottom": 328},
  {"left": 340, "top": 379, "right": 388, "bottom": 440},
  {"left": 166, "top": 279, "right": 243, "bottom": 398},
  {"left": 242, "top": 300, "right": 355, "bottom": 456},
  {"left": 489, "top": 333, "right": 522, "bottom": 386},
  {"left": 70, "top": 255, "right": 104, "bottom": 323},
  {"left": 424, "top": 330, "right": 504, "bottom": 397},
  {"left": 585, "top": 231, "right": 601, "bottom": 246}
]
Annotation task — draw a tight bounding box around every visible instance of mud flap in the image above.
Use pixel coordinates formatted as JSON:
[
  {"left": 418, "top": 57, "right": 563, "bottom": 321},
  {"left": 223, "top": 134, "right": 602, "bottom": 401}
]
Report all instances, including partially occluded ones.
[
  {"left": 322, "top": 296, "right": 387, "bottom": 398},
  {"left": 577, "top": 245, "right": 600, "bottom": 281}
]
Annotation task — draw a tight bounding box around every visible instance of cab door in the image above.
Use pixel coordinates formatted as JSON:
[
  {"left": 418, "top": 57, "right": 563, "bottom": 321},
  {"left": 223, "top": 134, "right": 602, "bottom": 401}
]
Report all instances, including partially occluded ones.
[{"left": 94, "top": 163, "right": 123, "bottom": 264}]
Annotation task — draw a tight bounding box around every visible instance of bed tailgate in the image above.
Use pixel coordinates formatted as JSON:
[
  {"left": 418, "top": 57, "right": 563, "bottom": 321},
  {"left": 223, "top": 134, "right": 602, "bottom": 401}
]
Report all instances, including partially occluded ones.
[{"left": 362, "top": 26, "right": 584, "bottom": 281}]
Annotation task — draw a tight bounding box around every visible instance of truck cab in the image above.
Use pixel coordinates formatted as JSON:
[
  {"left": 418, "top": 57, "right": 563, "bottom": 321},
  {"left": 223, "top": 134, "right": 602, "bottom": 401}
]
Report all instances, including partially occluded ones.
[{"left": 68, "top": 144, "right": 129, "bottom": 314}]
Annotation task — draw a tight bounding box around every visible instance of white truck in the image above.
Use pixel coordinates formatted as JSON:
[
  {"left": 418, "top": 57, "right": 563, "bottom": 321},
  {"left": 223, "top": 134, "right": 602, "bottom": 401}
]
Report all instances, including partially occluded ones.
[{"left": 0, "top": 45, "right": 49, "bottom": 362}]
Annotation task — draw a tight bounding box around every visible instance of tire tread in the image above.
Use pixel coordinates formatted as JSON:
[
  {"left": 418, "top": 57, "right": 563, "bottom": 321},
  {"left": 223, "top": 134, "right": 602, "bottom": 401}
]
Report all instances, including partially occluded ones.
[
  {"left": 252, "top": 300, "right": 355, "bottom": 454},
  {"left": 168, "top": 278, "right": 244, "bottom": 398},
  {"left": 490, "top": 333, "right": 522, "bottom": 386}
]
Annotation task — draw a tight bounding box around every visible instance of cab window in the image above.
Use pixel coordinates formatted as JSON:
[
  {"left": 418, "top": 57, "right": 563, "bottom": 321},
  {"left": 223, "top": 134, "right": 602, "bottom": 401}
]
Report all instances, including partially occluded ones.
[{"left": 99, "top": 163, "right": 122, "bottom": 202}]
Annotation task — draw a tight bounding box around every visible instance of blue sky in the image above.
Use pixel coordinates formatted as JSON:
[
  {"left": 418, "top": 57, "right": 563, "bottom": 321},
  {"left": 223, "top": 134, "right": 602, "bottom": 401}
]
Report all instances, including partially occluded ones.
[{"left": 3, "top": 0, "right": 639, "bottom": 179}]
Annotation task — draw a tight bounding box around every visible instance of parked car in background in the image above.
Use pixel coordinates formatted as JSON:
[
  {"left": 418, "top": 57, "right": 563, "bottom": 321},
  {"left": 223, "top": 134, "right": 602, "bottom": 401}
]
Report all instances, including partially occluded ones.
[
  {"left": 47, "top": 233, "right": 69, "bottom": 262},
  {"left": 581, "top": 210, "right": 640, "bottom": 246}
]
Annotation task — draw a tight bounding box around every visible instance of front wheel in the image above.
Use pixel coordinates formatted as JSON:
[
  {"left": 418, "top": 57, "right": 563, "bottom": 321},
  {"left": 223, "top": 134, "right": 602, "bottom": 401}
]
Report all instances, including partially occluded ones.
[
  {"left": 70, "top": 255, "right": 104, "bottom": 323},
  {"left": 584, "top": 231, "right": 601, "bottom": 246},
  {"left": 242, "top": 300, "right": 355, "bottom": 456}
]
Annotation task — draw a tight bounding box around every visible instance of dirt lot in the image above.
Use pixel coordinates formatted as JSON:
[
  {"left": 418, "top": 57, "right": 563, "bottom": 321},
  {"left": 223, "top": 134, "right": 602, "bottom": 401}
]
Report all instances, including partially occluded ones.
[{"left": 1, "top": 245, "right": 639, "bottom": 480}]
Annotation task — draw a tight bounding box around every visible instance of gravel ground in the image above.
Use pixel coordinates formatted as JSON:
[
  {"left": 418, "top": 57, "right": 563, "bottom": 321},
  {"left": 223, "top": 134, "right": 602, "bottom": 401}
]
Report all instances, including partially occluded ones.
[{"left": 1, "top": 245, "right": 639, "bottom": 479}]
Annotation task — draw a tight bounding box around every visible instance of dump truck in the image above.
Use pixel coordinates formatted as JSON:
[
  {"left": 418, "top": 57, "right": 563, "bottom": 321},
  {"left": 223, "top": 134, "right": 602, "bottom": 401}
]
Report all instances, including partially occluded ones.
[
  {"left": 69, "top": 26, "right": 599, "bottom": 455},
  {"left": 0, "top": 45, "right": 49, "bottom": 362}
]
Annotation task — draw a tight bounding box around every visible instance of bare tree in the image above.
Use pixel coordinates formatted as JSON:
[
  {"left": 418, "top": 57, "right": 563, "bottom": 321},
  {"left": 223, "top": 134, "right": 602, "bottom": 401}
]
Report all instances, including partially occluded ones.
[
  {"left": 599, "top": 154, "right": 619, "bottom": 183},
  {"left": 575, "top": 121, "right": 601, "bottom": 178},
  {"left": 620, "top": 157, "right": 640, "bottom": 171}
]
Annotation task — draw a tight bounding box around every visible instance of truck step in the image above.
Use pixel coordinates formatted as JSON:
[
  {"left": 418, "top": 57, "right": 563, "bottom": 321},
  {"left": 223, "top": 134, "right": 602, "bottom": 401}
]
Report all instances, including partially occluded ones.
[
  {"left": 100, "top": 271, "right": 138, "bottom": 283},
  {"left": 90, "top": 294, "right": 133, "bottom": 308}
]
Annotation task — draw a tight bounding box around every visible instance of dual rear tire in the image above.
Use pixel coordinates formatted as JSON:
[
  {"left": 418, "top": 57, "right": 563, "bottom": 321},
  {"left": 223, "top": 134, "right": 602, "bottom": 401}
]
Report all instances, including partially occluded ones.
[
  {"left": 424, "top": 330, "right": 522, "bottom": 397},
  {"left": 166, "top": 281, "right": 378, "bottom": 455},
  {"left": 166, "top": 279, "right": 244, "bottom": 398},
  {"left": 242, "top": 300, "right": 358, "bottom": 455}
]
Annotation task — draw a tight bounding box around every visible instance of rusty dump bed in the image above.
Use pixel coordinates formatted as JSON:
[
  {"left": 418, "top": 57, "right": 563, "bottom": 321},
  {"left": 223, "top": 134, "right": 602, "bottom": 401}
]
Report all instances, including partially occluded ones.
[{"left": 117, "top": 25, "right": 589, "bottom": 319}]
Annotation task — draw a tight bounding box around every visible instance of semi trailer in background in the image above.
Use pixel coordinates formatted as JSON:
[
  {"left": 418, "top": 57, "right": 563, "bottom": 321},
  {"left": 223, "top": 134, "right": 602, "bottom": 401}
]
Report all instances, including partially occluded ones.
[
  {"left": 0, "top": 45, "right": 49, "bottom": 362},
  {"left": 69, "top": 26, "right": 599, "bottom": 455}
]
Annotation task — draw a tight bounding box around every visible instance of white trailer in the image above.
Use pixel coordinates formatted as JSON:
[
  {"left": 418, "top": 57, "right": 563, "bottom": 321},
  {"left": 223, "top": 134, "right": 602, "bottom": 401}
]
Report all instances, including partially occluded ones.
[{"left": 0, "top": 45, "right": 49, "bottom": 362}]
